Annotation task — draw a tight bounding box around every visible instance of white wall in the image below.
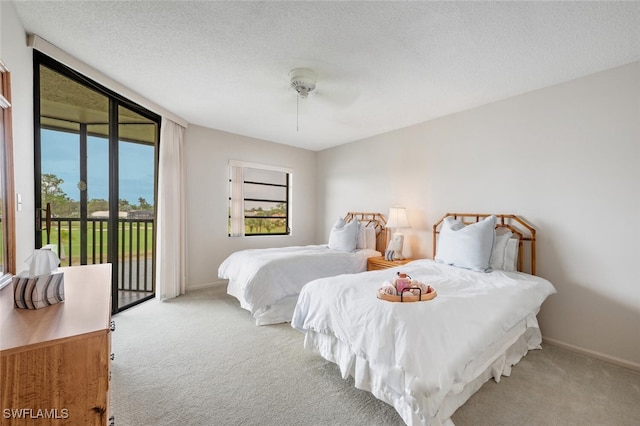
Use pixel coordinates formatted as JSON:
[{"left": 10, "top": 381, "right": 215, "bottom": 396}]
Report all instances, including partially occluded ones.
[
  {"left": 1, "top": 1, "right": 35, "bottom": 270},
  {"left": 317, "top": 62, "right": 640, "bottom": 369},
  {"left": 184, "top": 125, "right": 317, "bottom": 289}
]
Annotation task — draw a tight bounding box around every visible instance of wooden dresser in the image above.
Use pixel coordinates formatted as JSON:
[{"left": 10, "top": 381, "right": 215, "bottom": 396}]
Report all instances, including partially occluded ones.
[{"left": 0, "top": 264, "right": 113, "bottom": 425}]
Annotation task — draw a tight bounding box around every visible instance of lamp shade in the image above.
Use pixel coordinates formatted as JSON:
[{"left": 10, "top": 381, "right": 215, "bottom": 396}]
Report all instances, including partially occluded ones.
[{"left": 386, "top": 207, "right": 410, "bottom": 229}]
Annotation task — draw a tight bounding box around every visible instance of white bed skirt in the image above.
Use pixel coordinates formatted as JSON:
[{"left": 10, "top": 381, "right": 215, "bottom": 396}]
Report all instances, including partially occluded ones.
[
  {"left": 302, "top": 315, "right": 542, "bottom": 426},
  {"left": 227, "top": 279, "right": 298, "bottom": 325}
]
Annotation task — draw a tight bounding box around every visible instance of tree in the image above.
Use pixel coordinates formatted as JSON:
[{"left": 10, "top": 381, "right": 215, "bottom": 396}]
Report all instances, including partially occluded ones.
[
  {"left": 263, "top": 220, "right": 274, "bottom": 234},
  {"left": 41, "top": 173, "right": 75, "bottom": 217},
  {"left": 119, "top": 199, "right": 132, "bottom": 212},
  {"left": 273, "top": 203, "right": 286, "bottom": 215},
  {"left": 246, "top": 218, "right": 257, "bottom": 234},
  {"left": 87, "top": 199, "right": 109, "bottom": 214},
  {"left": 41, "top": 173, "right": 65, "bottom": 199},
  {"left": 137, "top": 197, "right": 152, "bottom": 210}
]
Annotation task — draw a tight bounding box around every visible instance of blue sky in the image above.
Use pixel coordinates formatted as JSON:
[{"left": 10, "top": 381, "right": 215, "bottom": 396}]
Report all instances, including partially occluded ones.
[{"left": 41, "top": 129, "right": 155, "bottom": 204}]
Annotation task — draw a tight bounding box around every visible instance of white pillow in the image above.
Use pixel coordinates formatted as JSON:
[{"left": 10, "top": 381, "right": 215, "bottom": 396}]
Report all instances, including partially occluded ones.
[
  {"left": 490, "top": 229, "right": 513, "bottom": 270},
  {"left": 356, "top": 223, "right": 366, "bottom": 249},
  {"left": 328, "top": 217, "right": 358, "bottom": 251},
  {"left": 365, "top": 226, "right": 377, "bottom": 250},
  {"left": 356, "top": 223, "right": 378, "bottom": 250},
  {"left": 435, "top": 215, "right": 496, "bottom": 272},
  {"left": 503, "top": 238, "right": 519, "bottom": 272}
]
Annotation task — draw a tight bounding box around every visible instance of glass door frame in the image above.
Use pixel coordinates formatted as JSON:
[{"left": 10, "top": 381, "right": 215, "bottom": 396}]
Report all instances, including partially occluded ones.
[{"left": 33, "top": 51, "right": 160, "bottom": 313}]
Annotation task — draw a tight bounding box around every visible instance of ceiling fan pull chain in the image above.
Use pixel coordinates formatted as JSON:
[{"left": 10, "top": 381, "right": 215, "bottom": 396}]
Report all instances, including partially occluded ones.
[{"left": 296, "top": 94, "right": 299, "bottom": 132}]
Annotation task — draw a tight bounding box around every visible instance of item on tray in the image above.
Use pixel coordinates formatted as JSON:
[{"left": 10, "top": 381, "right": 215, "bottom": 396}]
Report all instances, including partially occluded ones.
[
  {"left": 379, "top": 282, "right": 397, "bottom": 296},
  {"left": 410, "top": 282, "right": 430, "bottom": 296},
  {"left": 377, "top": 272, "right": 436, "bottom": 302},
  {"left": 394, "top": 272, "right": 411, "bottom": 293}
]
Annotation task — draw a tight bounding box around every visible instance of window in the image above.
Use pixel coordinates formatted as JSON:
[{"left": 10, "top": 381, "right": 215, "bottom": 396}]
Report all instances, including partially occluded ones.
[
  {"left": 0, "top": 59, "right": 16, "bottom": 289},
  {"left": 229, "top": 161, "right": 292, "bottom": 237}
]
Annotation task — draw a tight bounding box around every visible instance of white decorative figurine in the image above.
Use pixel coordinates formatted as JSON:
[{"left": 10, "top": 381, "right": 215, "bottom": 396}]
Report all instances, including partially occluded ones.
[
  {"left": 385, "top": 206, "right": 410, "bottom": 260},
  {"left": 386, "top": 233, "right": 405, "bottom": 260}
]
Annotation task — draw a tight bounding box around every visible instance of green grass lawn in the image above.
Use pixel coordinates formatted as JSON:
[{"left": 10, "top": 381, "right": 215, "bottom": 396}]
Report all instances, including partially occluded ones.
[
  {"left": 227, "top": 220, "right": 288, "bottom": 235},
  {"left": 43, "top": 222, "right": 154, "bottom": 266}
]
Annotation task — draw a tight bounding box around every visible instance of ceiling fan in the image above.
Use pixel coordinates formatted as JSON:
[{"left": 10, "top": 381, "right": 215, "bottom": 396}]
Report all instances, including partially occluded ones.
[
  {"left": 289, "top": 68, "right": 316, "bottom": 99},
  {"left": 287, "top": 67, "right": 359, "bottom": 131},
  {"left": 289, "top": 68, "right": 315, "bottom": 131}
]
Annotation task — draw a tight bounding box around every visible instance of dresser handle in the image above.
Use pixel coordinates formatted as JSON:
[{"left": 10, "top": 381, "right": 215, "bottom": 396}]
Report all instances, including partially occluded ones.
[{"left": 110, "top": 320, "right": 116, "bottom": 332}]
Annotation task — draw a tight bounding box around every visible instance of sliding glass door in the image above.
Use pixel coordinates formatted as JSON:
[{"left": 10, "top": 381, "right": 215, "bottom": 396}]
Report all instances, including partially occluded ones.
[{"left": 34, "top": 52, "right": 159, "bottom": 313}]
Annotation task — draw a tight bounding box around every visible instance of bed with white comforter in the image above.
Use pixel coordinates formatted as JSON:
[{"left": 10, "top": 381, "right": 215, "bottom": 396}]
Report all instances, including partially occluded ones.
[
  {"left": 291, "top": 259, "right": 556, "bottom": 425},
  {"left": 219, "top": 244, "right": 380, "bottom": 325}
]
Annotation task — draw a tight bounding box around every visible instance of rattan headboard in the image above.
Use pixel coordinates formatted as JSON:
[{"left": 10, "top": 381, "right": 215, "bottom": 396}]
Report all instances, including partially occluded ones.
[
  {"left": 344, "top": 212, "right": 387, "bottom": 253},
  {"left": 432, "top": 213, "right": 537, "bottom": 275}
]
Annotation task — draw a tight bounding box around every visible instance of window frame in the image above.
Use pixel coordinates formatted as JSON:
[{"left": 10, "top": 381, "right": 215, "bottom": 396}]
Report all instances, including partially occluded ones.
[
  {"left": 228, "top": 160, "right": 292, "bottom": 237},
  {"left": 0, "top": 59, "right": 16, "bottom": 290}
]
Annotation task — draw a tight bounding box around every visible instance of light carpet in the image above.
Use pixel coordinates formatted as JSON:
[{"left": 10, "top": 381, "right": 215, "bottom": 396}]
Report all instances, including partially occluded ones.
[{"left": 111, "top": 285, "right": 640, "bottom": 425}]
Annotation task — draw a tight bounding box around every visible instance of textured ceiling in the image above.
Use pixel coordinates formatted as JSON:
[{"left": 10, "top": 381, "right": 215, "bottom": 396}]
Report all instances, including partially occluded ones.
[{"left": 11, "top": 1, "right": 640, "bottom": 151}]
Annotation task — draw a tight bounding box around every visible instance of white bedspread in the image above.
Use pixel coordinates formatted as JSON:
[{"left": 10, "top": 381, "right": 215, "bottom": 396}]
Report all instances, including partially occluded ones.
[
  {"left": 291, "top": 259, "right": 557, "bottom": 425},
  {"left": 218, "top": 245, "right": 380, "bottom": 324}
]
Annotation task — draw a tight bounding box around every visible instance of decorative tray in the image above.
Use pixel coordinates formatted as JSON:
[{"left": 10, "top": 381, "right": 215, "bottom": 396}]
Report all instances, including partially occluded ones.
[{"left": 377, "top": 288, "right": 437, "bottom": 303}]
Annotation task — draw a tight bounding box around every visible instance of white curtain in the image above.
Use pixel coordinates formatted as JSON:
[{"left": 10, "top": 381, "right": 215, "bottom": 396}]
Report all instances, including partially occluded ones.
[
  {"left": 229, "top": 164, "right": 244, "bottom": 237},
  {"left": 155, "top": 118, "right": 186, "bottom": 300}
]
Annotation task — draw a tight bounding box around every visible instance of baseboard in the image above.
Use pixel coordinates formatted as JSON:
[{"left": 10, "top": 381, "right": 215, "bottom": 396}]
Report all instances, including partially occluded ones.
[
  {"left": 542, "top": 337, "right": 640, "bottom": 372},
  {"left": 187, "top": 279, "right": 227, "bottom": 291}
]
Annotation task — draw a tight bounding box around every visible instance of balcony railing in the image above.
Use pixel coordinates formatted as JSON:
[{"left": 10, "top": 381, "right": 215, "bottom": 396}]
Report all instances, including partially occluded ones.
[{"left": 42, "top": 217, "right": 154, "bottom": 294}]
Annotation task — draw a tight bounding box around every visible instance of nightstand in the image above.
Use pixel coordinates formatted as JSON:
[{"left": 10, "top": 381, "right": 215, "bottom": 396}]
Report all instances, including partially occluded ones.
[{"left": 367, "top": 256, "right": 414, "bottom": 271}]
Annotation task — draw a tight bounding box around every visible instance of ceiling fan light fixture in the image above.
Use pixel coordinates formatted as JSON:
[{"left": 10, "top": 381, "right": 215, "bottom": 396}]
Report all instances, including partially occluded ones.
[{"left": 289, "top": 68, "right": 316, "bottom": 98}]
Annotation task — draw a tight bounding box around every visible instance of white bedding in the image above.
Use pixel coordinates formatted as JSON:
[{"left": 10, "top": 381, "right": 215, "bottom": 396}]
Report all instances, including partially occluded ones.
[
  {"left": 218, "top": 245, "right": 380, "bottom": 325},
  {"left": 291, "top": 259, "right": 557, "bottom": 425}
]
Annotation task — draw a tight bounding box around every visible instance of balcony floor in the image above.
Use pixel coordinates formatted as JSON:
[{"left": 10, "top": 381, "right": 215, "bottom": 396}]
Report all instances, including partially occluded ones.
[{"left": 118, "top": 289, "right": 154, "bottom": 310}]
